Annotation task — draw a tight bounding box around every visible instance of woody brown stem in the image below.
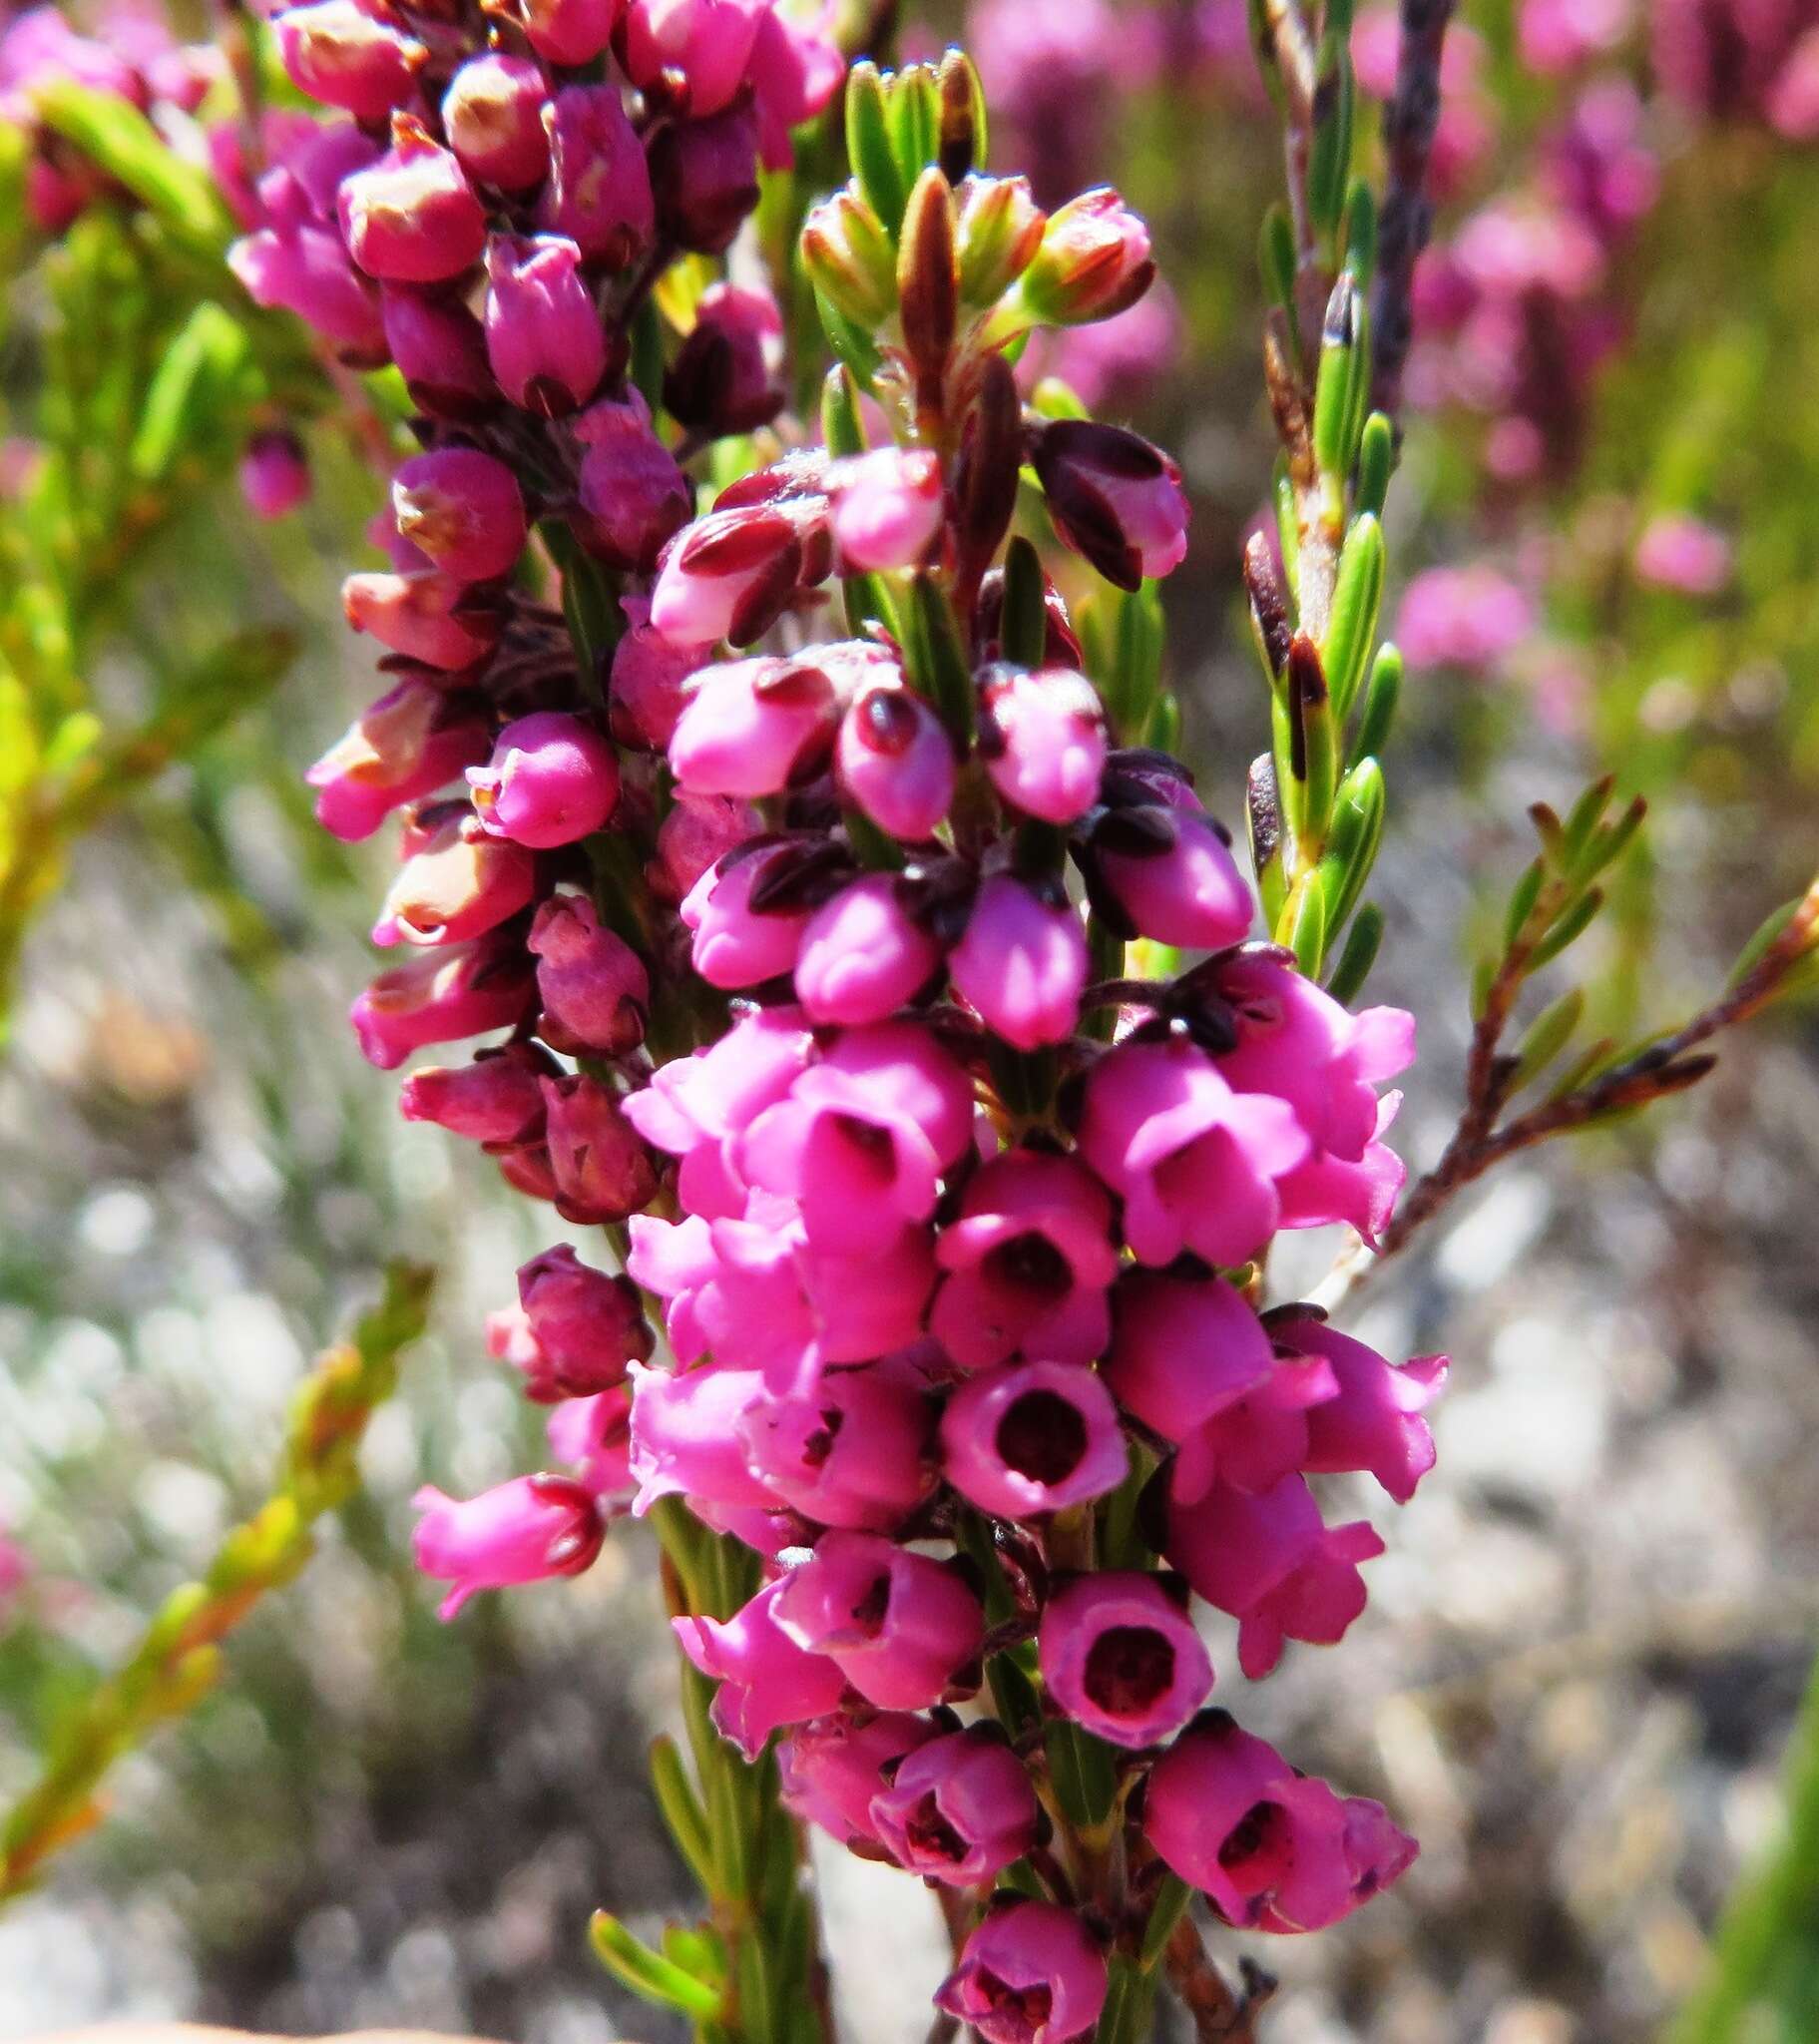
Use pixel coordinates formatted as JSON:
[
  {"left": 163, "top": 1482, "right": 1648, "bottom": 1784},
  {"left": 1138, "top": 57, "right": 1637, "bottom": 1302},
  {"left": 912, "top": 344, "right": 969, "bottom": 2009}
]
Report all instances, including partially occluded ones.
[
  {"left": 1371, "top": 0, "right": 1457, "bottom": 423},
  {"left": 1163, "top": 1916, "right": 1274, "bottom": 2042}
]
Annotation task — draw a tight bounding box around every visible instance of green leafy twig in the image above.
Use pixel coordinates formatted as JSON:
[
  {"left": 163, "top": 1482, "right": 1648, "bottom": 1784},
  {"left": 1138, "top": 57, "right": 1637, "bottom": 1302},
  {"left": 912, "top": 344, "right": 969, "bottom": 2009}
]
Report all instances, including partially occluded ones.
[{"left": 0, "top": 1265, "right": 434, "bottom": 1906}]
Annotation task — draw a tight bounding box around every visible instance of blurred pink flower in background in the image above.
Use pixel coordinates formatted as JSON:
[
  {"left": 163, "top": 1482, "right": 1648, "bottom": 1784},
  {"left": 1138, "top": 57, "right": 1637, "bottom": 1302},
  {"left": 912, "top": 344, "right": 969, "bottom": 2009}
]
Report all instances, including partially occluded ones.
[
  {"left": 1396, "top": 564, "right": 1536, "bottom": 675},
  {"left": 1634, "top": 512, "right": 1735, "bottom": 595}
]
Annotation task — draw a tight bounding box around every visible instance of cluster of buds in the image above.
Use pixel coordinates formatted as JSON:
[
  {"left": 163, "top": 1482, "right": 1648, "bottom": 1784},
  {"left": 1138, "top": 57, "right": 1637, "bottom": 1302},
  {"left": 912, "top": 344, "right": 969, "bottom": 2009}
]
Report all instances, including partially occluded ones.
[{"left": 257, "top": 19, "right": 1433, "bottom": 2033}]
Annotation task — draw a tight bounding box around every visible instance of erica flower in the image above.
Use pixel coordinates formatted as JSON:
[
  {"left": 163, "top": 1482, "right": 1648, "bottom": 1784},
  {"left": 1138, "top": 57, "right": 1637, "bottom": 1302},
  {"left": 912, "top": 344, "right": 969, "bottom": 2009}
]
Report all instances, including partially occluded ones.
[
  {"left": 411, "top": 1474, "right": 604, "bottom": 1619},
  {"left": 1038, "top": 1571, "right": 1212, "bottom": 1748},
  {"left": 778, "top": 1710, "right": 936, "bottom": 1845},
  {"left": 869, "top": 1726, "right": 1039, "bottom": 1883},
  {"left": 936, "top": 1899, "right": 1108, "bottom": 2044},
  {"left": 771, "top": 1532, "right": 985, "bottom": 1709},
  {"left": 674, "top": 1574, "right": 847, "bottom": 1758},
  {"left": 939, "top": 1360, "right": 1128, "bottom": 1519}
]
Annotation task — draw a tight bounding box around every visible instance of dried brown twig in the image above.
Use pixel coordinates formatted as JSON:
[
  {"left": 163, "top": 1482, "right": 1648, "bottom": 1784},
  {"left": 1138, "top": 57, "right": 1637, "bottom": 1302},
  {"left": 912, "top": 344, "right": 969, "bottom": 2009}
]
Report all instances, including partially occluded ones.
[
  {"left": 1370, "top": 0, "right": 1457, "bottom": 422},
  {"left": 1164, "top": 1916, "right": 1277, "bottom": 2043}
]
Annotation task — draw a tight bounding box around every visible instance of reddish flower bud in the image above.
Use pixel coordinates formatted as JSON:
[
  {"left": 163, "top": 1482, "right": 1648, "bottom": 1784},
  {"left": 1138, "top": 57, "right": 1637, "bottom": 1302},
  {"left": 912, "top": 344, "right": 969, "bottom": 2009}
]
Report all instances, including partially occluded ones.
[
  {"left": 398, "top": 1042, "right": 551, "bottom": 1145},
  {"left": 484, "top": 234, "right": 609, "bottom": 416},
  {"left": 342, "top": 568, "right": 502, "bottom": 669},
  {"left": 836, "top": 684, "right": 956, "bottom": 842},
  {"left": 1031, "top": 419, "right": 1189, "bottom": 590},
  {"left": 540, "top": 84, "right": 654, "bottom": 266},
  {"left": 663, "top": 281, "right": 784, "bottom": 436},
  {"left": 1017, "top": 186, "right": 1154, "bottom": 325},
  {"left": 518, "top": 0, "right": 622, "bottom": 68},
  {"left": 229, "top": 218, "right": 385, "bottom": 360},
  {"left": 949, "top": 875, "right": 1087, "bottom": 1050},
  {"left": 306, "top": 677, "right": 491, "bottom": 840},
  {"left": 239, "top": 429, "right": 310, "bottom": 521},
  {"left": 527, "top": 891, "right": 650, "bottom": 1055},
  {"left": 338, "top": 118, "right": 486, "bottom": 283},
  {"left": 468, "top": 711, "right": 621, "bottom": 847},
  {"left": 390, "top": 447, "right": 527, "bottom": 584},
  {"left": 1038, "top": 1572, "right": 1211, "bottom": 1749},
  {"left": 572, "top": 391, "right": 694, "bottom": 571},
  {"left": 350, "top": 937, "right": 534, "bottom": 1068},
  {"left": 512, "top": 1243, "right": 654, "bottom": 1395},
  {"left": 978, "top": 664, "right": 1109, "bottom": 823},
  {"left": 622, "top": 0, "right": 765, "bottom": 116},
  {"left": 381, "top": 286, "right": 498, "bottom": 418},
  {"left": 540, "top": 1073, "right": 661, "bottom": 1223},
  {"left": 273, "top": 0, "right": 424, "bottom": 124},
  {"left": 648, "top": 791, "right": 759, "bottom": 904},
  {"left": 411, "top": 1473, "right": 604, "bottom": 1619},
  {"left": 372, "top": 800, "right": 535, "bottom": 946},
  {"left": 648, "top": 102, "right": 762, "bottom": 256},
  {"left": 442, "top": 54, "right": 550, "bottom": 191}
]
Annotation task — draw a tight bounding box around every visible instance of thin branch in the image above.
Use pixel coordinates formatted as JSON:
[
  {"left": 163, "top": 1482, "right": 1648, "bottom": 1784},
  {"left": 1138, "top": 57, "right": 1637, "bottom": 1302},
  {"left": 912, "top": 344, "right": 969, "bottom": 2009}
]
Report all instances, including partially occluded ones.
[
  {"left": 1370, "top": 0, "right": 1457, "bottom": 423},
  {"left": 1163, "top": 1916, "right": 1276, "bottom": 2043}
]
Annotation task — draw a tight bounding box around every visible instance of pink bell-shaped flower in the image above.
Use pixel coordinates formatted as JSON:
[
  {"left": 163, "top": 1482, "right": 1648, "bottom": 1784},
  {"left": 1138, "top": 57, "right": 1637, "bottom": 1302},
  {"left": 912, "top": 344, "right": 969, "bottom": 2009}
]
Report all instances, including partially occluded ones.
[
  {"left": 736, "top": 1363, "right": 935, "bottom": 1531},
  {"left": 978, "top": 665, "right": 1109, "bottom": 824},
  {"left": 1103, "top": 1271, "right": 1275, "bottom": 1443},
  {"left": 468, "top": 712, "right": 620, "bottom": 847},
  {"left": 1038, "top": 1571, "right": 1211, "bottom": 1749},
  {"left": 674, "top": 1575, "right": 847, "bottom": 1758},
  {"left": 778, "top": 1710, "right": 936, "bottom": 1846},
  {"left": 411, "top": 1473, "right": 604, "bottom": 1619},
  {"left": 836, "top": 683, "right": 956, "bottom": 841},
  {"left": 870, "top": 1725, "right": 1039, "bottom": 1884},
  {"left": 793, "top": 874, "right": 944, "bottom": 1026},
  {"left": 935, "top": 1898, "right": 1108, "bottom": 2044},
  {"left": 949, "top": 876, "right": 1088, "bottom": 1050},
  {"left": 939, "top": 1359, "right": 1129, "bottom": 1519},
  {"left": 771, "top": 1531, "right": 985, "bottom": 1710}
]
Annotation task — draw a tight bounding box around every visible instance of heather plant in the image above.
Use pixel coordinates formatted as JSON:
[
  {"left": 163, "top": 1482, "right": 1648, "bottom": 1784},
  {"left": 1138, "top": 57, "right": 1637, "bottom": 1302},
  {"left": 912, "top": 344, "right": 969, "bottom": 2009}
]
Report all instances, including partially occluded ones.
[{"left": 4, "top": 2, "right": 1819, "bottom": 2042}]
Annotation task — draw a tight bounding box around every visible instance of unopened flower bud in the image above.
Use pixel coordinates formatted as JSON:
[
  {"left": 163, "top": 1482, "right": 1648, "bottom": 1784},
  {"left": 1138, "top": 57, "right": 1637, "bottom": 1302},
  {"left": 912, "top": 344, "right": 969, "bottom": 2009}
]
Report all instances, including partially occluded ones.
[
  {"left": 836, "top": 684, "right": 955, "bottom": 841},
  {"left": 228, "top": 218, "right": 385, "bottom": 360},
  {"left": 794, "top": 873, "right": 945, "bottom": 1025},
  {"left": 517, "top": 0, "right": 622, "bottom": 68},
  {"left": 527, "top": 891, "right": 650, "bottom": 1055},
  {"left": 540, "top": 84, "right": 654, "bottom": 267},
  {"left": 342, "top": 569, "right": 502, "bottom": 669},
  {"left": 350, "top": 936, "right": 534, "bottom": 1068},
  {"left": 870, "top": 1727, "right": 1039, "bottom": 1884},
  {"left": 338, "top": 118, "right": 486, "bottom": 284},
  {"left": 680, "top": 841, "right": 818, "bottom": 987},
  {"left": 381, "top": 286, "right": 498, "bottom": 418},
  {"left": 949, "top": 875, "right": 1087, "bottom": 1049},
  {"left": 649, "top": 495, "right": 832, "bottom": 649},
  {"left": 936, "top": 1901, "right": 1107, "bottom": 2044},
  {"left": 442, "top": 54, "right": 550, "bottom": 191},
  {"left": 239, "top": 430, "right": 310, "bottom": 521},
  {"left": 484, "top": 234, "right": 609, "bottom": 416},
  {"left": 1031, "top": 419, "right": 1189, "bottom": 590},
  {"left": 663, "top": 282, "right": 784, "bottom": 436},
  {"left": 801, "top": 184, "right": 897, "bottom": 328},
  {"left": 573, "top": 391, "right": 694, "bottom": 571},
  {"left": 468, "top": 712, "right": 620, "bottom": 847},
  {"left": 390, "top": 447, "right": 527, "bottom": 584},
  {"left": 649, "top": 791, "right": 759, "bottom": 903},
  {"left": 956, "top": 173, "right": 1047, "bottom": 304},
  {"left": 398, "top": 1041, "right": 552, "bottom": 1145},
  {"left": 978, "top": 663, "right": 1109, "bottom": 823},
  {"left": 622, "top": 0, "right": 764, "bottom": 116},
  {"left": 540, "top": 1073, "right": 660, "bottom": 1223},
  {"left": 514, "top": 1243, "right": 654, "bottom": 1395},
  {"left": 273, "top": 0, "right": 424, "bottom": 124},
  {"left": 830, "top": 447, "right": 944, "bottom": 572},
  {"left": 373, "top": 800, "right": 535, "bottom": 946},
  {"left": 1091, "top": 803, "right": 1252, "bottom": 949},
  {"left": 648, "top": 103, "right": 761, "bottom": 255},
  {"left": 411, "top": 1473, "right": 604, "bottom": 1619},
  {"left": 306, "top": 677, "right": 491, "bottom": 840},
  {"left": 1017, "top": 186, "right": 1154, "bottom": 325}
]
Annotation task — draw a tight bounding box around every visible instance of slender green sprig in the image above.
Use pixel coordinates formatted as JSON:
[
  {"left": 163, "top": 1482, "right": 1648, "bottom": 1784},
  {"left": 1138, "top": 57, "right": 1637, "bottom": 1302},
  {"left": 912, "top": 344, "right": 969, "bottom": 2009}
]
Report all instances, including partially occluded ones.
[{"left": 0, "top": 1264, "right": 434, "bottom": 1906}]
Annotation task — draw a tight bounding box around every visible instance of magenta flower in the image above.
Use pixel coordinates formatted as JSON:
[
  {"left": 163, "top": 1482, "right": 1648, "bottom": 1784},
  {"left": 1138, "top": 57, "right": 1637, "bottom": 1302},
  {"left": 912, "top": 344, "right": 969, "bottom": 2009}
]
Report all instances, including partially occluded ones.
[
  {"left": 483, "top": 234, "right": 608, "bottom": 416},
  {"left": 628, "top": 1359, "right": 775, "bottom": 1515},
  {"left": 546, "top": 1386, "right": 636, "bottom": 1500},
  {"left": 526, "top": 893, "right": 650, "bottom": 1056},
  {"left": 624, "top": 1002, "right": 816, "bottom": 1217},
  {"left": 341, "top": 569, "right": 500, "bottom": 669},
  {"left": 1278, "top": 1317, "right": 1448, "bottom": 1504},
  {"left": 680, "top": 842, "right": 817, "bottom": 988},
  {"left": 648, "top": 99, "right": 763, "bottom": 253},
  {"left": 1094, "top": 807, "right": 1252, "bottom": 949},
  {"left": 468, "top": 712, "right": 620, "bottom": 847},
  {"left": 273, "top": 0, "right": 424, "bottom": 124},
  {"left": 371, "top": 802, "right": 535, "bottom": 948},
  {"left": 736, "top": 1363, "right": 935, "bottom": 1531},
  {"left": 931, "top": 1149, "right": 1118, "bottom": 1370},
  {"left": 649, "top": 493, "right": 832, "bottom": 649},
  {"left": 1634, "top": 512, "right": 1733, "bottom": 596},
  {"left": 338, "top": 120, "right": 486, "bottom": 283},
  {"left": 1395, "top": 563, "right": 1533, "bottom": 676},
  {"left": 674, "top": 1575, "right": 847, "bottom": 1758},
  {"left": 381, "top": 286, "right": 498, "bottom": 418},
  {"left": 441, "top": 54, "right": 550, "bottom": 190},
  {"left": 1165, "top": 1472, "right": 1383, "bottom": 1678},
  {"left": 350, "top": 937, "right": 532, "bottom": 1069},
  {"left": 411, "top": 1473, "right": 604, "bottom": 1619},
  {"left": 738, "top": 1021, "right": 975, "bottom": 1254},
  {"left": 518, "top": 0, "right": 623, "bottom": 68},
  {"left": 538, "top": 83, "right": 655, "bottom": 265},
  {"left": 570, "top": 390, "right": 695, "bottom": 573},
  {"left": 870, "top": 1726, "right": 1039, "bottom": 1883},
  {"left": 1143, "top": 1714, "right": 1416, "bottom": 1930},
  {"left": 1031, "top": 421, "right": 1189, "bottom": 588},
  {"left": 622, "top": 0, "right": 766, "bottom": 116},
  {"left": 829, "top": 447, "right": 945, "bottom": 572},
  {"left": 1168, "top": 1342, "right": 1341, "bottom": 1504},
  {"left": 229, "top": 213, "right": 385, "bottom": 359},
  {"left": 936, "top": 1898, "right": 1108, "bottom": 2044},
  {"left": 1103, "top": 1270, "right": 1274, "bottom": 1444},
  {"left": 778, "top": 1709, "right": 935, "bottom": 1845},
  {"left": 794, "top": 875, "right": 944, "bottom": 1026},
  {"left": 539, "top": 1073, "right": 659, "bottom": 1223},
  {"left": 1039, "top": 1571, "right": 1212, "bottom": 1748},
  {"left": 239, "top": 430, "right": 310, "bottom": 521},
  {"left": 1077, "top": 1036, "right": 1310, "bottom": 1267},
  {"left": 510, "top": 1244, "right": 653, "bottom": 1398},
  {"left": 949, "top": 875, "right": 1088, "bottom": 1049},
  {"left": 772, "top": 1532, "right": 985, "bottom": 1709},
  {"left": 836, "top": 683, "right": 956, "bottom": 840},
  {"left": 390, "top": 448, "right": 527, "bottom": 584},
  {"left": 1019, "top": 188, "right": 1155, "bottom": 326},
  {"left": 398, "top": 1043, "right": 550, "bottom": 1146},
  {"left": 978, "top": 665, "right": 1109, "bottom": 824},
  {"left": 307, "top": 678, "right": 491, "bottom": 841},
  {"left": 939, "top": 1360, "right": 1128, "bottom": 1519},
  {"left": 669, "top": 645, "right": 893, "bottom": 796}
]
